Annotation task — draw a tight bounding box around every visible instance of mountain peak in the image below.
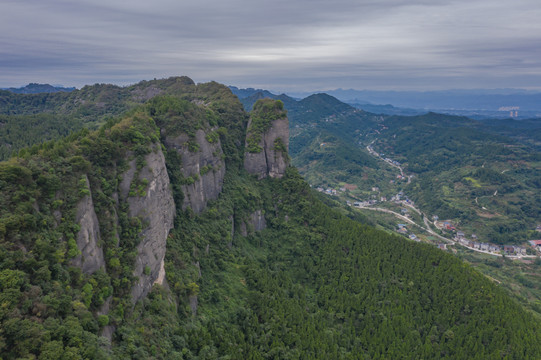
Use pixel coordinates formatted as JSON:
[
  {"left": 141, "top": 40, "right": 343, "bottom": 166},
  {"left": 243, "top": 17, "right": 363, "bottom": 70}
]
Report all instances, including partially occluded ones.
[{"left": 3, "top": 83, "right": 76, "bottom": 94}]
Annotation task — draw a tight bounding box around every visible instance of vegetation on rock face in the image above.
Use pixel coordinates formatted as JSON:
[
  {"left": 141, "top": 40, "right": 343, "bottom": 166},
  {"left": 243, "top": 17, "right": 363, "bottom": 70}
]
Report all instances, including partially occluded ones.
[
  {"left": 113, "top": 167, "right": 541, "bottom": 359},
  {"left": 0, "top": 78, "right": 540, "bottom": 359},
  {"left": 246, "top": 99, "right": 286, "bottom": 153},
  {"left": 0, "top": 109, "right": 159, "bottom": 359}
]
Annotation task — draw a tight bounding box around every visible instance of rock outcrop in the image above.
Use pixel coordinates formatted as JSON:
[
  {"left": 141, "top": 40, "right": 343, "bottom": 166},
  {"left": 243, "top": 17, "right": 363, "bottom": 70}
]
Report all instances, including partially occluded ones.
[
  {"left": 164, "top": 129, "right": 225, "bottom": 214},
  {"left": 250, "top": 210, "right": 267, "bottom": 232},
  {"left": 124, "top": 146, "right": 176, "bottom": 303},
  {"left": 71, "top": 175, "right": 106, "bottom": 274},
  {"left": 244, "top": 99, "right": 289, "bottom": 179},
  {"left": 239, "top": 209, "right": 267, "bottom": 236}
]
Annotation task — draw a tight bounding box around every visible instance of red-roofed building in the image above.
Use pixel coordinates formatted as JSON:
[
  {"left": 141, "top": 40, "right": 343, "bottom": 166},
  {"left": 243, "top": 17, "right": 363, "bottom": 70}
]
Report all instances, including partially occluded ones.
[{"left": 528, "top": 240, "right": 541, "bottom": 249}]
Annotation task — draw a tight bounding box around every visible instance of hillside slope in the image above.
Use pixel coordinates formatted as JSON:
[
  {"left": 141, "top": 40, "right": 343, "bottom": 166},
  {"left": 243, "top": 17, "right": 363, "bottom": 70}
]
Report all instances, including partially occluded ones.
[{"left": 0, "top": 78, "right": 540, "bottom": 359}]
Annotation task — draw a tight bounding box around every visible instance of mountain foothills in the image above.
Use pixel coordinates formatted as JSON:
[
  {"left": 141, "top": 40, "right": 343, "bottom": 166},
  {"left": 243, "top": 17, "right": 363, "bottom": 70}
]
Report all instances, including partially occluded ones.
[
  {"left": 0, "top": 78, "right": 540, "bottom": 359},
  {"left": 233, "top": 88, "right": 541, "bottom": 315},
  {"left": 231, "top": 87, "right": 541, "bottom": 245}
]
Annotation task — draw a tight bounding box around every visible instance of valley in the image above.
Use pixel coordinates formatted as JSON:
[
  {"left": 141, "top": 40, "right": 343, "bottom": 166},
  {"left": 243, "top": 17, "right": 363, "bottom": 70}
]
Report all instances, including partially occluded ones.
[
  {"left": 4, "top": 0, "right": 541, "bottom": 358},
  {"left": 0, "top": 79, "right": 540, "bottom": 358},
  {"left": 231, "top": 86, "right": 541, "bottom": 318}
]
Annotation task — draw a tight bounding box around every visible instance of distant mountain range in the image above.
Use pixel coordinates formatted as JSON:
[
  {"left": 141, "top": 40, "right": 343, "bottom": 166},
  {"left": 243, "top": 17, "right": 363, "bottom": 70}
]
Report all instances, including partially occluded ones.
[
  {"left": 4, "top": 77, "right": 541, "bottom": 358},
  {"left": 231, "top": 86, "right": 541, "bottom": 119},
  {"left": 287, "top": 88, "right": 541, "bottom": 111},
  {"left": 233, "top": 86, "right": 541, "bottom": 118},
  {"left": 2, "top": 83, "right": 76, "bottom": 94}
]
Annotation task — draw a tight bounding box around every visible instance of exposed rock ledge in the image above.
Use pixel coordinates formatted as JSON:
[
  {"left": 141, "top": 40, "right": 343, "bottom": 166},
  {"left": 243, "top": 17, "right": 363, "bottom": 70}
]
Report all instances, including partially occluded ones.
[
  {"left": 164, "top": 129, "right": 225, "bottom": 214},
  {"left": 125, "top": 146, "right": 176, "bottom": 303},
  {"left": 71, "top": 175, "right": 105, "bottom": 275},
  {"left": 244, "top": 115, "right": 289, "bottom": 180}
]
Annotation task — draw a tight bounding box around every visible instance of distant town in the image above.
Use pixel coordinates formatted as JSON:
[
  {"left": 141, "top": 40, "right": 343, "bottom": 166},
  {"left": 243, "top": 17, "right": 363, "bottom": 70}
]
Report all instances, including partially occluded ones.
[{"left": 313, "top": 142, "right": 541, "bottom": 259}]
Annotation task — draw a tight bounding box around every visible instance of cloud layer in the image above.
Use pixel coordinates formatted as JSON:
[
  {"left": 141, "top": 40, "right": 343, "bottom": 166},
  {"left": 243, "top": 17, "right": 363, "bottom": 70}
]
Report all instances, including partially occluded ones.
[{"left": 2, "top": 0, "right": 540, "bottom": 90}]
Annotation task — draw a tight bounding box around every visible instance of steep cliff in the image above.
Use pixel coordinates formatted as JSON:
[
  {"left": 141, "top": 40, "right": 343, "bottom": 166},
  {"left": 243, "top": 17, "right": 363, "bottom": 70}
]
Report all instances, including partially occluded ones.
[
  {"left": 238, "top": 209, "right": 267, "bottom": 236},
  {"left": 164, "top": 129, "right": 225, "bottom": 214},
  {"left": 123, "top": 145, "right": 176, "bottom": 303},
  {"left": 244, "top": 99, "right": 289, "bottom": 179},
  {"left": 71, "top": 175, "right": 106, "bottom": 274},
  {"left": 1, "top": 78, "right": 541, "bottom": 360}
]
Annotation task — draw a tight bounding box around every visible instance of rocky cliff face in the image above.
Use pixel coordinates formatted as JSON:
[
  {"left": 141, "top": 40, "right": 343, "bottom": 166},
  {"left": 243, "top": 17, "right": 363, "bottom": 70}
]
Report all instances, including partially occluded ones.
[
  {"left": 239, "top": 209, "right": 267, "bottom": 236},
  {"left": 164, "top": 129, "right": 225, "bottom": 214},
  {"left": 244, "top": 99, "right": 289, "bottom": 179},
  {"left": 250, "top": 209, "right": 267, "bottom": 232},
  {"left": 121, "top": 146, "right": 176, "bottom": 303},
  {"left": 263, "top": 117, "right": 289, "bottom": 178},
  {"left": 71, "top": 175, "right": 106, "bottom": 274}
]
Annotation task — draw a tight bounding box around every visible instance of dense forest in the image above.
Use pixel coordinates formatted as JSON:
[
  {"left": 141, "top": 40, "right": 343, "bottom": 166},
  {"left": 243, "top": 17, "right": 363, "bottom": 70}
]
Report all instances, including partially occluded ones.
[{"left": 1, "top": 78, "right": 541, "bottom": 359}]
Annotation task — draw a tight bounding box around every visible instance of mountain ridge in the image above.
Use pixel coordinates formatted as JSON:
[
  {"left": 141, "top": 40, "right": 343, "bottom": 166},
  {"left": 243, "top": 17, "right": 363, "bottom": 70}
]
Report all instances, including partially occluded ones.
[
  {"left": 2, "top": 83, "right": 76, "bottom": 94},
  {"left": 0, "top": 77, "right": 540, "bottom": 358}
]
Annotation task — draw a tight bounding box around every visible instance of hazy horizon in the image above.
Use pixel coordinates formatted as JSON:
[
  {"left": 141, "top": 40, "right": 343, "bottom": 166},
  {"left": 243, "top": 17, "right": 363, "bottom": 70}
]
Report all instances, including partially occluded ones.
[
  {"left": 5, "top": 81, "right": 541, "bottom": 96},
  {"left": 2, "top": 0, "right": 541, "bottom": 91}
]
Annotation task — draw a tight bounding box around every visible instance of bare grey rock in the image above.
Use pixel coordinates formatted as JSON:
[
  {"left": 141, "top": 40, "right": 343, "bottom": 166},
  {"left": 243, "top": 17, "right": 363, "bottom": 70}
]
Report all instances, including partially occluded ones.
[
  {"left": 119, "top": 159, "right": 136, "bottom": 200},
  {"left": 265, "top": 117, "right": 289, "bottom": 179},
  {"left": 100, "top": 326, "right": 115, "bottom": 346},
  {"left": 53, "top": 210, "right": 62, "bottom": 225},
  {"left": 189, "top": 295, "right": 198, "bottom": 317},
  {"left": 127, "top": 146, "right": 176, "bottom": 303},
  {"left": 239, "top": 210, "right": 267, "bottom": 236},
  {"left": 71, "top": 175, "right": 105, "bottom": 274},
  {"left": 244, "top": 116, "right": 289, "bottom": 179},
  {"left": 250, "top": 209, "right": 267, "bottom": 231},
  {"left": 240, "top": 221, "right": 248, "bottom": 237},
  {"left": 97, "top": 296, "right": 114, "bottom": 342},
  {"left": 130, "top": 85, "right": 163, "bottom": 102},
  {"left": 164, "top": 129, "right": 225, "bottom": 213}
]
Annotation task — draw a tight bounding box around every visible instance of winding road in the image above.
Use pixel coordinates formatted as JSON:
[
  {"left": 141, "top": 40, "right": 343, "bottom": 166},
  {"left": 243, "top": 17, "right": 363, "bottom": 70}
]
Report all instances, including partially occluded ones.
[{"left": 360, "top": 140, "right": 536, "bottom": 259}]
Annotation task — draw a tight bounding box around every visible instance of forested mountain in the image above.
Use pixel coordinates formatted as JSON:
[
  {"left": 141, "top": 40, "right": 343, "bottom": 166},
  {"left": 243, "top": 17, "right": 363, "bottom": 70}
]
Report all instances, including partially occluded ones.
[
  {"left": 233, "top": 87, "right": 541, "bottom": 246},
  {"left": 2, "top": 83, "right": 76, "bottom": 94},
  {"left": 1, "top": 77, "right": 541, "bottom": 359},
  {"left": 232, "top": 87, "right": 541, "bottom": 316},
  {"left": 0, "top": 77, "right": 208, "bottom": 160},
  {"left": 287, "top": 88, "right": 541, "bottom": 114}
]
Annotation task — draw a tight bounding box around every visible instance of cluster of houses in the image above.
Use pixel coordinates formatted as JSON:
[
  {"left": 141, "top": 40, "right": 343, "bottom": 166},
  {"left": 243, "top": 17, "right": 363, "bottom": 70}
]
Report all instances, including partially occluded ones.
[
  {"left": 352, "top": 200, "right": 377, "bottom": 207},
  {"left": 347, "top": 191, "right": 415, "bottom": 211},
  {"left": 396, "top": 224, "right": 420, "bottom": 242},
  {"left": 436, "top": 220, "right": 456, "bottom": 231},
  {"left": 528, "top": 240, "right": 541, "bottom": 254},
  {"left": 454, "top": 228, "right": 528, "bottom": 255},
  {"left": 315, "top": 186, "right": 347, "bottom": 196},
  {"left": 390, "top": 191, "right": 414, "bottom": 206},
  {"left": 384, "top": 158, "right": 401, "bottom": 167},
  {"left": 432, "top": 218, "right": 536, "bottom": 256}
]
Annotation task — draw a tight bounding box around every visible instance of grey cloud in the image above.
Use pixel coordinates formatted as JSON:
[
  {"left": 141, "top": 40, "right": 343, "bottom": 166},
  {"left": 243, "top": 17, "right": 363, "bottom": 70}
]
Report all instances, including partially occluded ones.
[{"left": 1, "top": 0, "right": 540, "bottom": 90}]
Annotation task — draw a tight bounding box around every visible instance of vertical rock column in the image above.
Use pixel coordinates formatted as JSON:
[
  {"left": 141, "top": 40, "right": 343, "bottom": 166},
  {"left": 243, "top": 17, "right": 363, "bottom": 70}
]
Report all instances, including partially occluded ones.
[
  {"left": 244, "top": 99, "right": 289, "bottom": 179},
  {"left": 71, "top": 175, "right": 106, "bottom": 274},
  {"left": 124, "top": 146, "right": 176, "bottom": 303},
  {"left": 164, "top": 129, "right": 226, "bottom": 214}
]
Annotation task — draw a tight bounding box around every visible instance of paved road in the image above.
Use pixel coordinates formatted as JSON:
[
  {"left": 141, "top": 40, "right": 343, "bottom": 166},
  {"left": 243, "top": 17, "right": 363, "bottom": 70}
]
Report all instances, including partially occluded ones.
[{"left": 362, "top": 141, "right": 536, "bottom": 259}]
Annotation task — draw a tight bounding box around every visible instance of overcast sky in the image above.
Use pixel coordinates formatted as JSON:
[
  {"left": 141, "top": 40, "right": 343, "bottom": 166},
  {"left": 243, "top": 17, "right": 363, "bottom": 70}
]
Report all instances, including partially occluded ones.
[{"left": 2, "top": 0, "right": 541, "bottom": 91}]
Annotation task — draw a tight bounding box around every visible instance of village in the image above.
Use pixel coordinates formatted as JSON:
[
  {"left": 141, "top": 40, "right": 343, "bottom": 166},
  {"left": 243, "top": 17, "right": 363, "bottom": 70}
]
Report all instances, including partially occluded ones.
[
  {"left": 315, "top": 183, "right": 541, "bottom": 258},
  {"left": 313, "top": 143, "right": 541, "bottom": 259}
]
